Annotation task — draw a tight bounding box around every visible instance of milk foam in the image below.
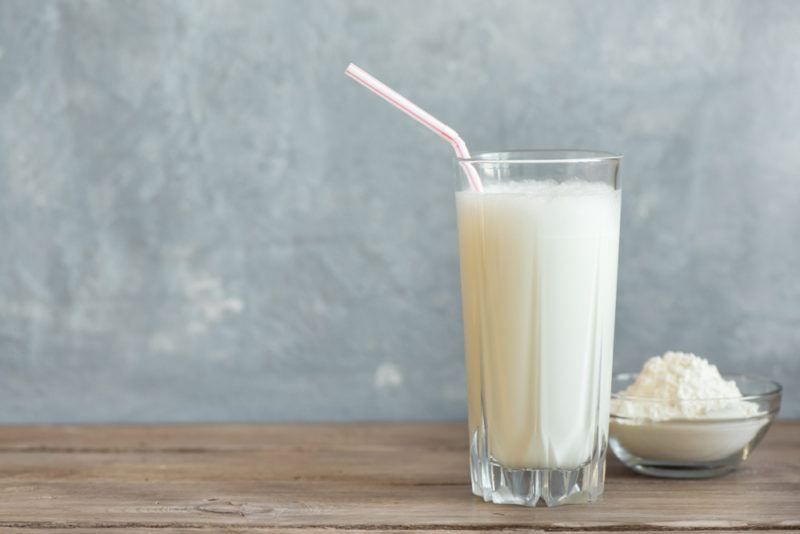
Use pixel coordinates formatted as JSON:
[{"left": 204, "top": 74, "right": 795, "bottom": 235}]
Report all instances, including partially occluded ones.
[{"left": 479, "top": 179, "right": 615, "bottom": 196}]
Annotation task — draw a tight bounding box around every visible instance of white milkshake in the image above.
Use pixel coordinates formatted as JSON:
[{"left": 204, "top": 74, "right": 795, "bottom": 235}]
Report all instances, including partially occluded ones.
[{"left": 457, "top": 180, "right": 620, "bottom": 470}]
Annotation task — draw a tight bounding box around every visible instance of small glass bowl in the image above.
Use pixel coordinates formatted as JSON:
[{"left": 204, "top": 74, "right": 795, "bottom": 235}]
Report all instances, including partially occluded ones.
[{"left": 609, "top": 373, "right": 781, "bottom": 478}]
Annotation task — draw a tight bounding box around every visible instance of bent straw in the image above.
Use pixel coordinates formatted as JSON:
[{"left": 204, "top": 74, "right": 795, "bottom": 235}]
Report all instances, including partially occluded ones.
[{"left": 345, "top": 63, "right": 483, "bottom": 192}]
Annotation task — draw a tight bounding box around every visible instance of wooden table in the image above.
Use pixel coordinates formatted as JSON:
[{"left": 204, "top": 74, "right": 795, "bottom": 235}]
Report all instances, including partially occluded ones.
[{"left": 0, "top": 422, "right": 797, "bottom": 533}]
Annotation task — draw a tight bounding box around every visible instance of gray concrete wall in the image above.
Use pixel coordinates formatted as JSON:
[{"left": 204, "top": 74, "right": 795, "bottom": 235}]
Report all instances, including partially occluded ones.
[{"left": 0, "top": 0, "right": 797, "bottom": 422}]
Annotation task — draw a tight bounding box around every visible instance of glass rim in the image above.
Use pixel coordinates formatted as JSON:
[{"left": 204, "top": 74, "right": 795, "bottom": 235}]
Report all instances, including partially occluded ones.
[
  {"left": 611, "top": 373, "right": 783, "bottom": 403},
  {"left": 457, "top": 149, "right": 623, "bottom": 164}
]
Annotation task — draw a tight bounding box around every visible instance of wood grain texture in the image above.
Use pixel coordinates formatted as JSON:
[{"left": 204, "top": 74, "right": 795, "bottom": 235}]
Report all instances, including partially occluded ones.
[{"left": 0, "top": 422, "right": 797, "bottom": 531}]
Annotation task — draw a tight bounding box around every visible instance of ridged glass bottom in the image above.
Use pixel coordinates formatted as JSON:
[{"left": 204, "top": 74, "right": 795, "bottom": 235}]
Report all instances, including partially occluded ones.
[{"left": 470, "top": 429, "right": 605, "bottom": 507}]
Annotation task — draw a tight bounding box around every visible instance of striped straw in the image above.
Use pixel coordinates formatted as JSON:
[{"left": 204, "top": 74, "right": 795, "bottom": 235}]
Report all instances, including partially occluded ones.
[{"left": 345, "top": 63, "right": 483, "bottom": 192}]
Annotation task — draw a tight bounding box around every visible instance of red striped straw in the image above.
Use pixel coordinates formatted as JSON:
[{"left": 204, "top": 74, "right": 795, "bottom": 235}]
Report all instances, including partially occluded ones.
[{"left": 345, "top": 63, "right": 483, "bottom": 192}]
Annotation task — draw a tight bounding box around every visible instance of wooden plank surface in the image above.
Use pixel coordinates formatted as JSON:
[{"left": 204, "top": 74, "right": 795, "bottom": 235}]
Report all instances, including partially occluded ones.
[{"left": 0, "top": 421, "right": 797, "bottom": 532}]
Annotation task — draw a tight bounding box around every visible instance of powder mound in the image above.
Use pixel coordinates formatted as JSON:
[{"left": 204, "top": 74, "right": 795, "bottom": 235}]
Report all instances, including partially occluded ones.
[{"left": 613, "top": 351, "right": 758, "bottom": 421}]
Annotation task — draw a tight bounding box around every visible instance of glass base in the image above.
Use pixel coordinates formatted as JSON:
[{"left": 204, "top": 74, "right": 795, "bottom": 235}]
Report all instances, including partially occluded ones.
[
  {"left": 482, "top": 460, "right": 603, "bottom": 507},
  {"left": 470, "top": 428, "right": 605, "bottom": 507}
]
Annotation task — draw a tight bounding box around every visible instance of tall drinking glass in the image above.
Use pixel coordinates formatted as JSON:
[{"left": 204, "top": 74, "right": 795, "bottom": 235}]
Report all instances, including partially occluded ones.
[{"left": 455, "top": 150, "right": 622, "bottom": 507}]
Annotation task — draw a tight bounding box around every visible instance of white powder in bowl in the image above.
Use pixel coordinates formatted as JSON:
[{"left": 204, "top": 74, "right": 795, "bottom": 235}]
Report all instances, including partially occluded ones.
[
  {"left": 610, "top": 351, "right": 767, "bottom": 463},
  {"left": 612, "top": 351, "right": 758, "bottom": 420}
]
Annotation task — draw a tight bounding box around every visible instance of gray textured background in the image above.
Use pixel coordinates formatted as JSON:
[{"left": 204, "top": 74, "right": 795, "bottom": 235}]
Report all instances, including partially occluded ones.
[{"left": 0, "top": 0, "right": 797, "bottom": 423}]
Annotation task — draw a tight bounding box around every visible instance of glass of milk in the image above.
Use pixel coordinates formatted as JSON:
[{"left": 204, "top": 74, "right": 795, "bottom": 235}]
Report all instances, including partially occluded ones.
[{"left": 455, "top": 150, "right": 622, "bottom": 507}]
